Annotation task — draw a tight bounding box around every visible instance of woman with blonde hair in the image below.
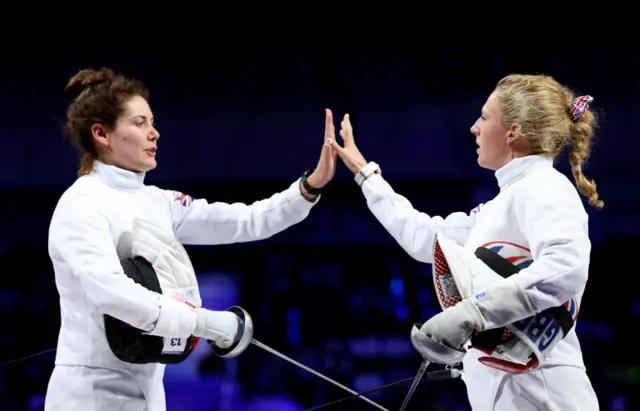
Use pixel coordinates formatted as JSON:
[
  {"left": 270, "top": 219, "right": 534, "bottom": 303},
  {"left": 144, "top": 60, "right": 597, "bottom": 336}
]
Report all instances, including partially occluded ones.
[{"left": 330, "top": 74, "right": 601, "bottom": 410}]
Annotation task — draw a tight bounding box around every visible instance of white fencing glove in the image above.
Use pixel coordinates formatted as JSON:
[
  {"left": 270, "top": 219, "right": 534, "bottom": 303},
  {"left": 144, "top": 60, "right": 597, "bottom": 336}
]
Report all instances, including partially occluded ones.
[
  {"left": 193, "top": 309, "right": 241, "bottom": 349},
  {"left": 420, "top": 298, "right": 484, "bottom": 350}
]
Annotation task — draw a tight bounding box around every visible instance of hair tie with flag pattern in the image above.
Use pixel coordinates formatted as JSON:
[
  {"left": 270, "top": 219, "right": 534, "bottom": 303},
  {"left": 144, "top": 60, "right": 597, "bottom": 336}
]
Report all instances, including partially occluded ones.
[{"left": 569, "top": 95, "right": 593, "bottom": 122}]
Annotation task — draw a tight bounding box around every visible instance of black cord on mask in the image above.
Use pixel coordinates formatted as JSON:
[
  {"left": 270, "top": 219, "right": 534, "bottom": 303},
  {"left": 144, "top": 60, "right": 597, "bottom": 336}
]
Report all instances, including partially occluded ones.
[{"left": 0, "top": 348, "right": 57, "bottom": 367}]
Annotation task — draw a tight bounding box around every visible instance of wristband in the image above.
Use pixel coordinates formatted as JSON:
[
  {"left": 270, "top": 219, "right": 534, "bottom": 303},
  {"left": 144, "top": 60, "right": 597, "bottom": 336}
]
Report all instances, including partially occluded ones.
[
  {"left": 301, "top": 169, "right": 323, "bottom": 195},
  {"left": 354, "top": 162, "right": 381, "bottom": 187}
]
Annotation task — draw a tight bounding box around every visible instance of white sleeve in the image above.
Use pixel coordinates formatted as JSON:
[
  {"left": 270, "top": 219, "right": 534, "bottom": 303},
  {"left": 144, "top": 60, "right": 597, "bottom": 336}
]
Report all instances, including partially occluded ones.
[
  {"left": 49, "top": 191, "right": 197, "bottom": 337},
  {"left": 166, "top": 178, "right": 317, "bottom": 245},
  {"left": 510, "top": 174, "right": 591, "bottom": 313},
  {"left": 361, "top": 174, "right": 477, "bottom": 263}
]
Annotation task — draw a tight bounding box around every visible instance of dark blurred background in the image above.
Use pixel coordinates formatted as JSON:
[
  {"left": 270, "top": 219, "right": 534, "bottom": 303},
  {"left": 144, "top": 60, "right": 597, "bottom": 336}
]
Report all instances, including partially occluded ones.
[{"left": 0, "top": 51, "right": 637, "bottom": 410}]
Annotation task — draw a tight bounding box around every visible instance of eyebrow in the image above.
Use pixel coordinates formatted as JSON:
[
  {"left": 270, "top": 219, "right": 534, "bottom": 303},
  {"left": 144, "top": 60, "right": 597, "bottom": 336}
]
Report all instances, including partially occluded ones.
[{"left": 131, "top": 114, "right": 155, "bottom": 123}]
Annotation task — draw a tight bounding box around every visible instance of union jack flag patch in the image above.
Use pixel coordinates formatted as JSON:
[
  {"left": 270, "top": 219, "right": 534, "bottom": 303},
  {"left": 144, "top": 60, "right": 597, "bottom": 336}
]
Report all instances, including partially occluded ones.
[{"left": 173, "top": 191, "right": 194, "bottom": 207}]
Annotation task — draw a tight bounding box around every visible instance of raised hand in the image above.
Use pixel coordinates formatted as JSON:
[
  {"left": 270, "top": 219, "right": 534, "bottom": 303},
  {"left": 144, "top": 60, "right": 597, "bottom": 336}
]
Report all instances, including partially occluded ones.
[
  {"left": 300, "top": 109, "right": 338, "bottom": 200},
  {"left": 328, "top": 114, "right": 368, "bottom": 175}
]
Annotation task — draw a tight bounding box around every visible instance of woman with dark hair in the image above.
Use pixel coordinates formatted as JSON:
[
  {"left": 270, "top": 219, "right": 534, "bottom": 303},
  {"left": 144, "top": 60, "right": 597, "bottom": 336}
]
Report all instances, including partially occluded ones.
[{"left": 45, "top": 67, "right": 337, "bottom": 411}]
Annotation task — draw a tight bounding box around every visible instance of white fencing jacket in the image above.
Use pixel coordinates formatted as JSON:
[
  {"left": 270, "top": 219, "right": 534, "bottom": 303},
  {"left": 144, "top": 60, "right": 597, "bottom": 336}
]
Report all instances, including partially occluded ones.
[
  {"left": 45, "top": 161, "right": 318, "bottom": 411},
  {"left": 361, "top": 155, "right": 596, "bottom": 410}
]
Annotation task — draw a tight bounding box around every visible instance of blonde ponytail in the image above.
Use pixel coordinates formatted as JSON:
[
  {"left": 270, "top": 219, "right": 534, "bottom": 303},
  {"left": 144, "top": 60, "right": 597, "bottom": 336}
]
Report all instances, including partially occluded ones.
[{"left": 568, "top": 109, "right": 603, "bottom": 209}]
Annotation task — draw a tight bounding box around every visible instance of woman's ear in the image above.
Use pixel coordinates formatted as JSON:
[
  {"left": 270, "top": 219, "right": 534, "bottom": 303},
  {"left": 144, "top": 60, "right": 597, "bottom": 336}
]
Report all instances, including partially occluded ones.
[{"left": 91, "top": 123, "right": 109, "bottom": 150}]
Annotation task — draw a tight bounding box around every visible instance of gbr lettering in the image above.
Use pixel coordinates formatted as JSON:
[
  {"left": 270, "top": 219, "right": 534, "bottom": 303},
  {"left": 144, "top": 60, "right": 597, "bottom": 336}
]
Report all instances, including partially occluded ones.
[{"left": 512, "top": 312, "right": 561, "bottom": 352}]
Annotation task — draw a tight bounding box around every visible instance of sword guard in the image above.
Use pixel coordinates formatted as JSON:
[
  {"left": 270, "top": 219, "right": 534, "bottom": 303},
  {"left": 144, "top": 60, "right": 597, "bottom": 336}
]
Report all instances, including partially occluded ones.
[
  {"left": 211, "top": 306, "right": 254, "bottom": 358},
  {"left": 410, "top": 323, "right": 466, "bottom": 364}
]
